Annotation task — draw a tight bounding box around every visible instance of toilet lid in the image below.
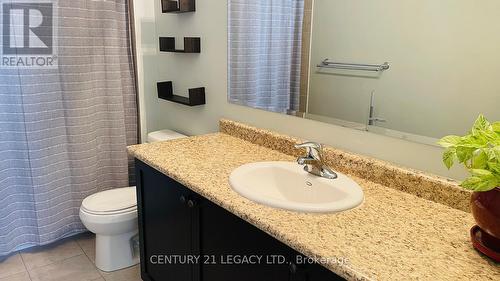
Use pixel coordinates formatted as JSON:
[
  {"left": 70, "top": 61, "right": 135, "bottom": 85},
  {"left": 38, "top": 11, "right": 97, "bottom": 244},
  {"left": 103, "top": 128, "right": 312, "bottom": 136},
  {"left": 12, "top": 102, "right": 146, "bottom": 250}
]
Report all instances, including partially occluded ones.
[
  {"left": 81, "top": 187, "right": 137, "bottom": 215},
  {"left": 147, "top": 129, "right": 186, "bottom": 143}
]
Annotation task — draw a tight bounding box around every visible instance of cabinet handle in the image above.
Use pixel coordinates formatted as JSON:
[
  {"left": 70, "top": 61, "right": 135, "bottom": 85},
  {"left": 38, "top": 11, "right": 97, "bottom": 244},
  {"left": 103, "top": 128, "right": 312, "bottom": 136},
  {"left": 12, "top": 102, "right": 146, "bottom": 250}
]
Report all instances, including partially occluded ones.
[
  {"left": 187, "top": 199, "right": 196, "bottom": 208},
  {"left": 180, "top": 195, "right": 187, "bottom": 204}
]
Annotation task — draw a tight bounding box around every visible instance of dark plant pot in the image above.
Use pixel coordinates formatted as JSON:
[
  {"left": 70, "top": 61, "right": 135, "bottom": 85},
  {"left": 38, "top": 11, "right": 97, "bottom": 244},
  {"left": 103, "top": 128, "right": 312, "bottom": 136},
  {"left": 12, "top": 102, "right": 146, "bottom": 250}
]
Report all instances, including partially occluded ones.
[{"left": 471, "top": 187, "right": 500, "bottom": 252}]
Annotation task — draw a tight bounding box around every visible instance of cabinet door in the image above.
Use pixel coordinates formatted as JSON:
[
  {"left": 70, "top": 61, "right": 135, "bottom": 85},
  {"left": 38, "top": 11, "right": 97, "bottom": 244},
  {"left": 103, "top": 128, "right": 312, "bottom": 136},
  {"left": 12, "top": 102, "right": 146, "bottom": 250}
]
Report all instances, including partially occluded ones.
[
  {"left": 136, "top": 160, "right": 199, "bottom": 281},
  {"left": 289, "top": 253, "right": 345, "bottom": 281},
  {"left": 199, "top": 198, "right": 290, "bottom": 281},
  {"left": 306, "top": 263, "right": 345, "bottom": 281}
]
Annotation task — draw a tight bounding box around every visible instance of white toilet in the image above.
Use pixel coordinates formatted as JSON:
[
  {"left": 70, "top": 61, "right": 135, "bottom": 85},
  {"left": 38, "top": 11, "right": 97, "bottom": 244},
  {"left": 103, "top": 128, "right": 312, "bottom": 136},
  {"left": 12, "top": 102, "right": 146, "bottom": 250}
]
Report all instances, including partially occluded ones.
[{"left": 79, "top": 129, "right": 186, "bottom": 272}]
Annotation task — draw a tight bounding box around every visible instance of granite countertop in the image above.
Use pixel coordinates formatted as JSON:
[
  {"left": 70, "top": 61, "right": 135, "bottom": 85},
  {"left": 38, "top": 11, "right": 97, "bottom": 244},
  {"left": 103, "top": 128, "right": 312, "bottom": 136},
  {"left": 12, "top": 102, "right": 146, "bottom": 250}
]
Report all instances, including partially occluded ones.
[{"left": 128, "top": 132, "right": 499, "bottom": 281}]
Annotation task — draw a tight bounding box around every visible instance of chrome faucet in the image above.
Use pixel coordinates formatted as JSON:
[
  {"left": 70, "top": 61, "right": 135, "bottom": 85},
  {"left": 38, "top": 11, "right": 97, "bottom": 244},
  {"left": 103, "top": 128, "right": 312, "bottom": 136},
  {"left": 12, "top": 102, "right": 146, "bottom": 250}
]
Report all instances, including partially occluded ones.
[
  {"left": 294, "top": 142, "right": 338, "bottom": 179},
  {"left": 367, "top": 91, "right": 386, "bottom": 127}
]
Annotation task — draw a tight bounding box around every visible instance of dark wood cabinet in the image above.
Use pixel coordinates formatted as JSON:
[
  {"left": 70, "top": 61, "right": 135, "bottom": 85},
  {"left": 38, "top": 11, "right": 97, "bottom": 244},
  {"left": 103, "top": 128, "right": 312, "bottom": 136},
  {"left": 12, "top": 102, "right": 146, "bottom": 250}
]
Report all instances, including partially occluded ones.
[
  {"left": 135, "top": 160, "right": 344, "bottom": 281},
  {"left": 199, "top": 198, "right": 290, "bottom": 281},
  {"left": 136, "top": 160, "right": 200, "bottom": 281}
]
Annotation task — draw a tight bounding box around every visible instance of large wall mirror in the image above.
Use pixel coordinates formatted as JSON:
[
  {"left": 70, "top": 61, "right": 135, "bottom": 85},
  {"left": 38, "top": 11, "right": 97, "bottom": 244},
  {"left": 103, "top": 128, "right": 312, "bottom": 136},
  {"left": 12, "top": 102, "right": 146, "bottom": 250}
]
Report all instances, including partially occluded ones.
[{"left": 227, "top": 0, "right": 500, "bottom": 145}]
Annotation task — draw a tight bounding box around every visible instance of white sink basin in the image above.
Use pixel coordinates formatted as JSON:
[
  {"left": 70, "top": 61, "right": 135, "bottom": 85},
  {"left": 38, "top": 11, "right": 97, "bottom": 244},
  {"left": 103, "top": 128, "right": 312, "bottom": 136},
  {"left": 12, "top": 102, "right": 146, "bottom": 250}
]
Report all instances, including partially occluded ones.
[{"left": 229, "top": 161, "right": 364, "bottom": 213}]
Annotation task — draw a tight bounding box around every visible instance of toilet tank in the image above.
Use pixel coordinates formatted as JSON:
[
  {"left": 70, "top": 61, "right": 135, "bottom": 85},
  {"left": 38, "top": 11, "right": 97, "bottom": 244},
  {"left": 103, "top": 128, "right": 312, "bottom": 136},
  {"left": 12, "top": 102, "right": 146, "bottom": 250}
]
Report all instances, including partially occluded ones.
[{"left": 147, "top": 129, "right": 187, "bottom": 143}]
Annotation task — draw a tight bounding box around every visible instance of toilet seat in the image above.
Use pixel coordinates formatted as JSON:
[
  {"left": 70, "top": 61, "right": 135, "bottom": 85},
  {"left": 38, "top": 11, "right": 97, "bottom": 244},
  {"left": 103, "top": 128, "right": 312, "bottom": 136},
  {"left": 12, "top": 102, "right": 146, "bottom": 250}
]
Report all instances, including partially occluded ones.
[
  {"left": 81, "top": 186, "right": 137, "bottom": 216},
  {"left": 81, "top": 205, "right": 137, "bottom": 216}
]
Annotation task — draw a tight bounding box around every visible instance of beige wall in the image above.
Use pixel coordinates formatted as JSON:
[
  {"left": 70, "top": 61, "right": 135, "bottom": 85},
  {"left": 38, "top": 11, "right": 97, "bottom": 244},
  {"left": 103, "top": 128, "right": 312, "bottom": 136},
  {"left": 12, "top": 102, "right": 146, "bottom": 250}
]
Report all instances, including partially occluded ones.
[
  {"left": 134, "top": 0, "right": 468, "bottom": 180},
  {"left": 308, "top": 0, "right": 500, "bottom": 138}
]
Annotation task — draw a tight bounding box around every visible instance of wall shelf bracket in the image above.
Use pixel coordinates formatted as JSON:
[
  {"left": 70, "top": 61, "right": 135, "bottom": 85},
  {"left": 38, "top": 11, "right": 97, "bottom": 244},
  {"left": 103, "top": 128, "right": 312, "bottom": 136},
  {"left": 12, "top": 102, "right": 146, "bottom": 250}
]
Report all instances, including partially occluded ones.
[
  {"left": 161, "top": 0, "right": 196, "bottom": 13},
  {"left": 157, "top": 81, "right": 205, "bottom": 106},
  {"left": 159, "top": 37, "right": 201, "bottom": 53}
]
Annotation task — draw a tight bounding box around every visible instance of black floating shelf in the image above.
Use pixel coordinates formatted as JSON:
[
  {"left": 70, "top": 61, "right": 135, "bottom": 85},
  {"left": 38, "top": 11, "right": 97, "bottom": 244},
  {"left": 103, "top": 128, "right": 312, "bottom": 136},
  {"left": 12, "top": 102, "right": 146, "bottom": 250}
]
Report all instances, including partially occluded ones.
[
  {"left": 159, "top": 37, "right": 200, "bottom": 53},
  {"left": 161, "top": 0, "right": 195, "bottom": 13},
  {"left": 157, "top": 81, "right": 205, "bottom": 106}
]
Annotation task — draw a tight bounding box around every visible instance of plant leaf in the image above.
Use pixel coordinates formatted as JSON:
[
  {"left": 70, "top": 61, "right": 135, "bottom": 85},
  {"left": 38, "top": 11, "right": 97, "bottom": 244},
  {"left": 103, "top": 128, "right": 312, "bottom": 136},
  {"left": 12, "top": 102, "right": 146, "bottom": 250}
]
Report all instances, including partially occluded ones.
[
  {"left": 472, "top": 150, "right": 488, "bottom": 169},
  {"left": 461, "top": 176, "right": 483, "bottom": 190},
  {"left": 487, "top": 162, "right": 500, "bottom": 174},
  {"left": 442, "top": 148, "right": 456, "bottom": 169},
  {"left": 459, "top": 135, "right": 487, "bottom": 148},
  {"left": 471, "top": 169, "right": 493, "bottom": 177},
  {"left": 472, "top": 115, "right": 491, "bottom": 137},
  {"left": 455, "top": 146, "right": 475, "bottom": 164},
  {"left": 476, "top": 128, "right": 497, "bottom": 142},
  {"left": 492, "top": 146, "right": 500, "bottom": 160},
  {"left": 485, "top": 146, "right": 500, "bottom": 160},
  {"left": 492, "top": 121, "right": 500, "bottom": 133},
  {"left": 472, "top": 179, "right": 498, "bottom": 192},
  {"left": 461, "top": 170, "right": 499, "bottom": 192},
  {"left": 439, "top": 115, "right": 500, "bottom": 192},
  {"left": 437, "top": 135, "right": 462, "bottom": 148}
]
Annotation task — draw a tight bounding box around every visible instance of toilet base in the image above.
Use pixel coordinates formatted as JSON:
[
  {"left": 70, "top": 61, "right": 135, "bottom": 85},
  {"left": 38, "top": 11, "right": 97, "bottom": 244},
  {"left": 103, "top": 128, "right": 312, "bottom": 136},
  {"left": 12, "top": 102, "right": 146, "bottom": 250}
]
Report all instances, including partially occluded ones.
[{"left": 95, "top": 230, "right": 140, "bottom": 272}]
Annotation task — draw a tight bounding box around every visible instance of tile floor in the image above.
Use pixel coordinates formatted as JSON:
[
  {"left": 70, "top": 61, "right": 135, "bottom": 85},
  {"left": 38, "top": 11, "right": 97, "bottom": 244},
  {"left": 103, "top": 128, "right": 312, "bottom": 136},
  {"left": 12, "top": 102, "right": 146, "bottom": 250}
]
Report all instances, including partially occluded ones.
[{"left": 0, "top": 233, "right": 141, "bottom": 281}]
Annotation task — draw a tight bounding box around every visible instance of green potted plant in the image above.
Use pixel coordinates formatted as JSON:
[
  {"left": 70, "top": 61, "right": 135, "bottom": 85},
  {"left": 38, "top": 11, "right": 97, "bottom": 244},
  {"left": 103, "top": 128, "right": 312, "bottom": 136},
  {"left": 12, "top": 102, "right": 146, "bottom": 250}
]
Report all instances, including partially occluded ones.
[{"left": 438, "top": 115, "right": 499, "bottom": 256}]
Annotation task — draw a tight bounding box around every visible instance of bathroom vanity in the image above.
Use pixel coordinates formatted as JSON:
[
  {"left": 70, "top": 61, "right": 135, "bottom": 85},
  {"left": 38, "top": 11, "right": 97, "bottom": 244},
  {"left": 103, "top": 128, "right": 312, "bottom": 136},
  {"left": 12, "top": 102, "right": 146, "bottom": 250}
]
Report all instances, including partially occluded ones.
[
  {"left": 135, "top": 159, "right": 343, "bottom": 281},
  {"left": 128, "top": 120, "right": 498, "bottom": 281}
]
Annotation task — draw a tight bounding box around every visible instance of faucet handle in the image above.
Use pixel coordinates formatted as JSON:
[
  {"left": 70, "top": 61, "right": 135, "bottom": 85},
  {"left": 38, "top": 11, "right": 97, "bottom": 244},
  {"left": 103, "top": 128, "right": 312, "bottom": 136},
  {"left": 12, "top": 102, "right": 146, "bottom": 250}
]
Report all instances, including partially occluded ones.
[
  {"left": 294, "top": 142, "right": 322, "bottom": 159},
  {"left": 294, "top": 142, "right": 322, "bottom": 150},
  {"left": 294, "top": 142, "right": 337, "bottom": 179}
]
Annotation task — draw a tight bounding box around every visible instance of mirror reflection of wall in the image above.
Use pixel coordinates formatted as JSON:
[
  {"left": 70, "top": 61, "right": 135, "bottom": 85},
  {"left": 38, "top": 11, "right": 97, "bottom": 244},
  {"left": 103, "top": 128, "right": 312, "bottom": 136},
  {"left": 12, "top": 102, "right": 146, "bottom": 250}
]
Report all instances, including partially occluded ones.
[{"left": 228, "top": 0, "right": 500, "bottom": 145}]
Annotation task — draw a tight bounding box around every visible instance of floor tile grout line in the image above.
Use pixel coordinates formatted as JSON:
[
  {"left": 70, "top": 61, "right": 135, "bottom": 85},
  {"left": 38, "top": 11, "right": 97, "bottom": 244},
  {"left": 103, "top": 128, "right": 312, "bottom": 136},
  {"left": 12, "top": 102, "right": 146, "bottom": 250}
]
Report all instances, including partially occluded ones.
[
  {"left": 25, "top": 253, "right": 97, "bottom": 281},
  {"left": 27, "top": 253, "right": 86, "bottom": 272},
  {"left": 0, "top": 252, "right": 30, "bottom": 281},
  {"left": 20, "top": 240, "right": 85, "bottom": 272},
  {"left": 74, "top": 236, "right": 95, "bottom": 266},
  {"left": 18, "top": 251, "right": 33, "bottom": 281},
  {"left": 11, "top": 234, "right": 139, "bottom": 281},
  {"left": 73, "top": 235, "right": 106, "bottom": 280},
  {"left": 5, "top": 235, "right": 114, "bottom": 281}
]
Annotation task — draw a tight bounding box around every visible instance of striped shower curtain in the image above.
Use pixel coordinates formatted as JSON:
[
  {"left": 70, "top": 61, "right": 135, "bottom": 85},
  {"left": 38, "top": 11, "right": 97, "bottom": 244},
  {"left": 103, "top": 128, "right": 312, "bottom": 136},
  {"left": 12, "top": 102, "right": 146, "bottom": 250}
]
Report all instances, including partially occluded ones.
[
  {"left": 0, "top": 0, "right": 137, "bottom": 256},
  {"left": 228, "top": 0, "right": 304, "bottom": 114}
]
